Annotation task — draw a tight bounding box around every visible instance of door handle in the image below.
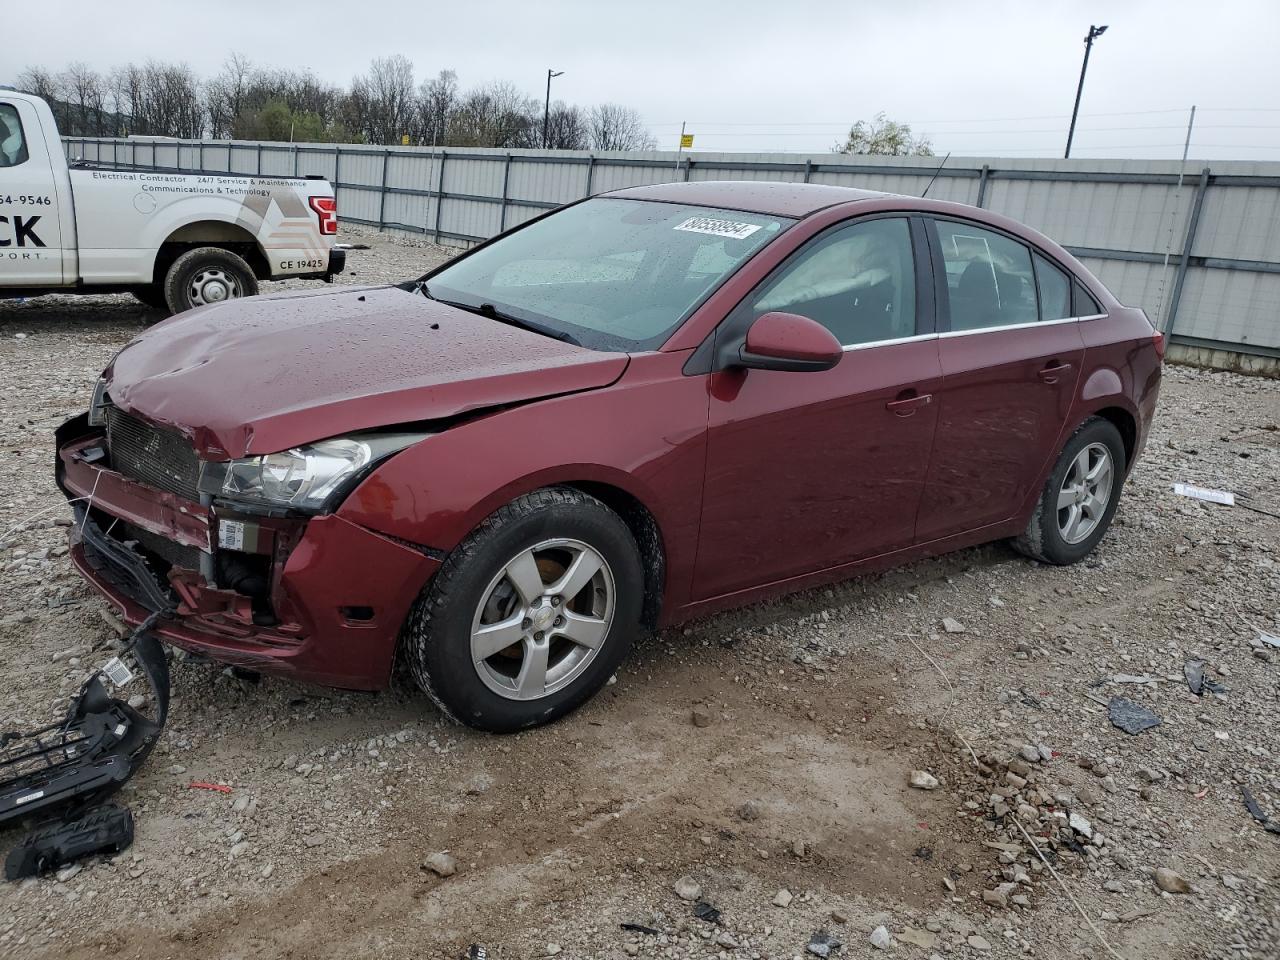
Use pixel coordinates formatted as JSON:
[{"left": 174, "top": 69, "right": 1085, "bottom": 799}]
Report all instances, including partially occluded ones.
[
  {"left": 1038, "top": 362, "right": 1073, "bottom": 383},
  {"left": 886, "top": 392, "right": 932, "bottom": 417}
]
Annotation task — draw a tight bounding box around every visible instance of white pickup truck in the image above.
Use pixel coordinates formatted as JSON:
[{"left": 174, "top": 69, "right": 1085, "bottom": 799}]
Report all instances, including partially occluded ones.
[{"left": 0, "top": 89, "right": 344, "bottom": 313}]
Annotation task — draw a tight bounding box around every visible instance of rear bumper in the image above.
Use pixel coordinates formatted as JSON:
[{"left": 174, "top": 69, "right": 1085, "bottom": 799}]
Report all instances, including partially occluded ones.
[
  {"left": 57, "top": 415, "right": 439, "bottom": 690},
  {"left": 324, "top": 247, "right": 346, "bottom": 281}
]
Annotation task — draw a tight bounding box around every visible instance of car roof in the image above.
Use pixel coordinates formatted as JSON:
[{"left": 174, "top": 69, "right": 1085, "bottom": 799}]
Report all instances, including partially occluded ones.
[{"left": 601, "top": 180, "right": 891, "bottom": 218}]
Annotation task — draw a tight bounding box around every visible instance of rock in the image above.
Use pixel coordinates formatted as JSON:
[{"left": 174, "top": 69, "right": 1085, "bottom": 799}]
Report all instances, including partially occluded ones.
[
  {"left": 673, "top": 876, "right": 702, "bottom": 901},
  {"left": 1222, "top": 875, "right": 1245, "bottom": 891},
  {"left": 792, "top": 838, "right": 807, "bottom": 858},
  {"left": 545, "top": 944, "right": 562, "bottom": 957},
  {"left": 422, "top": 852, "right": 457, "bottom": 877},
  {"left": 715, "top": 931, "right": 739, "bottom": 949},
  {"left": 737, "top": 799, "right": 761, "bottom": 822},
  {"left": 691, "top": 706, "right": 714, "bottom": 728},
  {"left": 830, "top": 909, "right": 848, "bottom": 924},
  {"left": 909, "top": 769, "right": 940, "bottom": 790},
  {"left": 1154, "top": 867, "right": 1191, "bottom": 894},
  {"left": 1137, "top": 766, "right": 1165, "bottom": 783},
  {"left": 772, "top": 888, "right": 793, "bottom": 908},
  {"left": 260, "top": 863, "right": 274, "bottom": 879},
  {"left": 55, "top": 865, "right": 82, "bottom": 882},
  {"left": 868, "top": 925, "right": 891, "bottom": 950},
  {"left": 968, "top": 934, "right": 993, "bottom": 951},
  {"left": 982, "top": 882, "right": 1015, "bottom": 907},
  {"left": 229, "top": 841, "right": 249, "bottom": 858},
  {"left": 942, "top": 617, "right": 966, "bottom": 634},
  {"left": 1069, "top": 812, "right": 1093, "bottom": 839},
  {"left": 1104, "top": 879, "right": 1125, "bottom": 893},
  {"left": 807, "top": 931, "right": 842, "bottom": 957},
  {"left": 1019, "top": 744, "right": 1041, "bottom": 763},
  {"left": 168, "top": 764, "right": 187, "bottom": 775},
  {"left": 899, "top": 927, "right": 937, "bottom": 948}
]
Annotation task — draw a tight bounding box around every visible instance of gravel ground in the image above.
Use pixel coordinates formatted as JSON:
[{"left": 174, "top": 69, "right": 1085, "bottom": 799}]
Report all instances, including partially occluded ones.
[{"left": 0, "top": 225, "right": 1277, "bottom": 960}]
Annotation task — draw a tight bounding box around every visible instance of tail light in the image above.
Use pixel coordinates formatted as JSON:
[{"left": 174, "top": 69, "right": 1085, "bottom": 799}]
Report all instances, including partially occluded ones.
[
  {"left": 1152, "top": 330, "right": 1167, "bottom": 360},
  {"left": 309, "top": 196, "right": 337, "bottom": 235}
]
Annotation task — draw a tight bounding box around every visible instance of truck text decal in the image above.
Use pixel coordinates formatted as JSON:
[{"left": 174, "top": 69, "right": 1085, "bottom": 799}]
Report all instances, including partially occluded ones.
[{"left": 0, "top": 215, "right": 45, "bottom": 247}]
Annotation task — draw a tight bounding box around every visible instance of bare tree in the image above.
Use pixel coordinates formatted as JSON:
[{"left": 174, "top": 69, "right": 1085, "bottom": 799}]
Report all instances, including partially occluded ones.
[
  {"left": 416, "top": 69, "right": 458, "bottom": 146},
  {"left": 587, "top": 104, "right": 656, "bottom": 151},
  {"left": 206, "top": 53, "right": 254, "bottom": 139},
  {"left": 834, "top": 112, "right": 933, "bottom": 157},
  {"left": 544, "top": 102, "right": 588, "bottom": 150},
  {"left": 354, "top": 55, "right": 416, "bottom": 144},
  {"left": 16, "top": 66, "right": 69, "bottom": 130},
  {"left": 449, "top": 82, "right": 538, "bottom": 148},
  {"left": 59, "top": 62, "right": 108, "bottom": 136}
]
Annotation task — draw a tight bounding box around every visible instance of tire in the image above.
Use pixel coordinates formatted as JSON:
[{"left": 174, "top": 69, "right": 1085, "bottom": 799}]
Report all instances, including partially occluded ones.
[
  {"left": 130, "top": 285, "right": 170, "bottom": 311},
  {"left": 162, "top": 247, "right": 258, "bottom": 314},
  {"left": 402, "top": 487, "right": 644, "bottom": 733},
  {"left": 1014, "top": 416, "right": 1127, "bottom": 565}
]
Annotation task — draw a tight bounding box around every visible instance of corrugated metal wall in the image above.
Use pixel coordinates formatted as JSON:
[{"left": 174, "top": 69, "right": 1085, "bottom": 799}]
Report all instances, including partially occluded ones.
[{"left": 62, "top": 136, "right": 1280, "bottom": 357}]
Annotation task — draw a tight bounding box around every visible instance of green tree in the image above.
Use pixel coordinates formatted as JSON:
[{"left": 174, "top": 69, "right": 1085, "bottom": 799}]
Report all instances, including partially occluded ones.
[{"left": 835, "top": 112, "right": 933, "bottom": 157}]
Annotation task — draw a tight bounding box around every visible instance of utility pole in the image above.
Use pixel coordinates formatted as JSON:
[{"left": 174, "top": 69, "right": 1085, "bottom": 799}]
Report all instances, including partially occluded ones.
[
  {"left": 1065, "top": 24, "right": 1108, "bottom": 159},
  {"left": 542, "top": 69, "right": 564, "bottom": 149}
]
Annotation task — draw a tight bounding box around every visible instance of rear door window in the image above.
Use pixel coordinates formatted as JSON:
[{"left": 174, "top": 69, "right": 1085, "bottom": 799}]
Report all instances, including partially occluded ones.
[{"left": 934, "top": 220, "right": 1037, "bottom": 331}]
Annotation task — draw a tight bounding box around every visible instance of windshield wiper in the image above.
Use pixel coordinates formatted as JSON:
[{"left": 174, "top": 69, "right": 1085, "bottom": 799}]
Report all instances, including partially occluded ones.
[{"left": 422, "top": 287, "right": 581, "bottom": 346}]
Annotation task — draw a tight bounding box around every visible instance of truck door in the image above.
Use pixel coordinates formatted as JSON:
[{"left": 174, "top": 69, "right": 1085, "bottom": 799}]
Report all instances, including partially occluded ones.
[{"left": 0, "top": 98, "right": 65, "bottom": 286}]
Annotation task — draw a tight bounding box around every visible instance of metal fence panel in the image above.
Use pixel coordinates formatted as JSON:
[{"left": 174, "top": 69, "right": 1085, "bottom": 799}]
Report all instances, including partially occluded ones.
[{"left": 61, "top": 136, "right": 1280, "bottom": 356}]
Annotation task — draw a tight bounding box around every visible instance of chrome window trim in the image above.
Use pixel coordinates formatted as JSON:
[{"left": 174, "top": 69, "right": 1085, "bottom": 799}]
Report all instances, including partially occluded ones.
[
  {"left": 938, "top": 314, "right": 1105, "bottom": 339},
  {"left": 842, "top": 332, "right": 938, "bottom": 353}
]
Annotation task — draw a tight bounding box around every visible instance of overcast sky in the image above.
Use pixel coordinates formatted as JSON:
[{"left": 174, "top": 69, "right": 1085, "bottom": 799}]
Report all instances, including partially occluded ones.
[{"left": 12, "top": 0, "right": 1280, "bottom": 159}]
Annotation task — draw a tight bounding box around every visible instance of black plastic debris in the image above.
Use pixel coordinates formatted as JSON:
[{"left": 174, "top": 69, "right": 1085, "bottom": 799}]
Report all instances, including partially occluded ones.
[
  {"left": 692, "top": 900, "right": 721, "bottom": 923},
  {"left": 1242, "top": 786, "right": 1280, "bottom": 836},
  {"left": 1184, "top": 660, "right": 1227, "bottom": 697},
  {"left": 914, "top": 845, "right": 933, "bottom": 861},
  {"left": 1108, "top": 697, "right": 1161, "bottom": 735},
  {"left": 4, "top": 803, "right": 133, "bottom": 880},
  {"left": 620, "top": 923, "right": 661, "bottom": 936},
  {"left": 807, "top": 930, "right": 843, "bottom": 958}
]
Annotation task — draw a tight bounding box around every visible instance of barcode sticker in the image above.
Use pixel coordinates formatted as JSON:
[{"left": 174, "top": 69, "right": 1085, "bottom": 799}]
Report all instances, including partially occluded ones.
[
  {"left": 102, "top": 657, "right": 134, "bottom": 688},
  {"left": 219, "top": 519, "right": 246, "bottom": 551},
  {"left": 673, "top": 216, "right": 762, "bottom": 240}
]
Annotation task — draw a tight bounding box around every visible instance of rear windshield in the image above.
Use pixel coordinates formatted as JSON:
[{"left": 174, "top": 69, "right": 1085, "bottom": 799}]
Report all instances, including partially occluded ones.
[{"left": 424, "top": 197, "right": 792, "bottom": 351}]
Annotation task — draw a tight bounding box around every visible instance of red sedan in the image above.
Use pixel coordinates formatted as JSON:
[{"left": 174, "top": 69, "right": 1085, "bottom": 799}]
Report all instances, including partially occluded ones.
[{"left": 56, "top": 181, "right": 1163, "bottom": 731}]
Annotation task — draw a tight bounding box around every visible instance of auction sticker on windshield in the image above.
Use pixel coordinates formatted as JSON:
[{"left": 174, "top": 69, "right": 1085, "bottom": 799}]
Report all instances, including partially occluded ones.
[{"left": 673, "top": 216, "right": 762, "bottom": 240}]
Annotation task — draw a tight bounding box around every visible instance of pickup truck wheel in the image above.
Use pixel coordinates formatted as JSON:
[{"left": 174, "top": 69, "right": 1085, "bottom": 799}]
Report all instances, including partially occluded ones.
[
  {"left": 130, "top": 285, "right": 169, "bottom": 311},
  {"left": 163, "top": 247, "right": 258, "bottom": 314},
  {"left": 402, "top": 487, "right": 643, "bottom": 733}
]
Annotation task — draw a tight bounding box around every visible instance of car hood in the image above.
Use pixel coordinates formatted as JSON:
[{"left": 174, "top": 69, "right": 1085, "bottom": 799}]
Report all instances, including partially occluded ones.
[{"left": 106, "top": 285, "right": 630, "bottom": 459}]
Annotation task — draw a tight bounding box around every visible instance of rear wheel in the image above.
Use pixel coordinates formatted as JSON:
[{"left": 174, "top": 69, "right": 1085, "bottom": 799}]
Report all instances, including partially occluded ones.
[
  {"left": 1014, "top": 416, "right": 1126, "bottom": 565},
  {"left": 162, "top": 247, "right": 258, "bottom": 314},
  {"left": 402, "top": 487, "right": 643, "bottom": 733}
]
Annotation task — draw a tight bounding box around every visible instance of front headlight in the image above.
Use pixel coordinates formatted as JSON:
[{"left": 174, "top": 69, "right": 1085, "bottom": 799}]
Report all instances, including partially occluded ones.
[{"left": 199, "top": 434, "right": 426, "bottom": 512}]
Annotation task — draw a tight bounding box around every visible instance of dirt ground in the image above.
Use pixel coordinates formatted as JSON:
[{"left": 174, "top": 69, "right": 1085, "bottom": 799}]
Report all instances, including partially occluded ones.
[{"left": 0, "top": 227, "right": 1277, "bottom": 960}]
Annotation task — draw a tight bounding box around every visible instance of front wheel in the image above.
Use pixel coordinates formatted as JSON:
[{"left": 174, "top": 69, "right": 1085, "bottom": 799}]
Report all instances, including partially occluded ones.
[
  {"left": 163, "top": 247, "right": 258, "bottom": 314},
  {"left": 1014, "top": 416, "right": 1127, "bottom": 565},
  {"left": 402, "top": 487, "right": 644, "bottom": 733}
]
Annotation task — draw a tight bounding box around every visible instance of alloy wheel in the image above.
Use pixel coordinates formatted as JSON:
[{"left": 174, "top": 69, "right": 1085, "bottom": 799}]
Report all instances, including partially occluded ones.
[
  {"left": 1056, "top": 442, "right": 1114, "bottom": 544},
  {"left": 469, "top": 538, "right": 615, "bottom": 701}
]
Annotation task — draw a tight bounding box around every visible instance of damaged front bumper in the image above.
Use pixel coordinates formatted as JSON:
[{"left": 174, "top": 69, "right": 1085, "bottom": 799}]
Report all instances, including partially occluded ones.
[{"left": 55, "top": 414, "right": 441, "bottom": 690}]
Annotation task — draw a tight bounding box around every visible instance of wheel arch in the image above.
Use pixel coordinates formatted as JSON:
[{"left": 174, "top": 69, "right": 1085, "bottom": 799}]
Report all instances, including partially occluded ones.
[{"left": 151, "top": 221, "right": 270, "bottom": 284}]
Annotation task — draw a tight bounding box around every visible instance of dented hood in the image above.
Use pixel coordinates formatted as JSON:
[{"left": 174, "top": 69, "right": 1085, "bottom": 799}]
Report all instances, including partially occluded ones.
[{"left": 106, "top": 285, "right": 629, "bottom": 459}]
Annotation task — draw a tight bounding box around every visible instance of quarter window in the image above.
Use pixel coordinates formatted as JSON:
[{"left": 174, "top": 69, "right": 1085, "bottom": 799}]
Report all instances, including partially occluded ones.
[
  {"left": 0, "top": 103, "right": 29, "bottom": 168},
  {"left": 935, "top": 221, "right": 1037, "bottom": 331},
  {"left": 1033, "top": 252, "right": 1072, "bottom": 321},
  {"left": 747, "top": 217, "right": 917, "bottom": 347}
]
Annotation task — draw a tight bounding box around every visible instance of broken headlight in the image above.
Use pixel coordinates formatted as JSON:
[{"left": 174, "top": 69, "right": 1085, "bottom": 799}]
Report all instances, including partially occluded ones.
[{"left": 198, "top": 434, "right": 426, "bottom": 512}]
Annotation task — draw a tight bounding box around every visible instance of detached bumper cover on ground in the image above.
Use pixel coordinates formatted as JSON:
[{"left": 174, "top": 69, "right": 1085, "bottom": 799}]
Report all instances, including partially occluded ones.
[{"left": 55, "top": 414, "right": 441, "bottom": 690}]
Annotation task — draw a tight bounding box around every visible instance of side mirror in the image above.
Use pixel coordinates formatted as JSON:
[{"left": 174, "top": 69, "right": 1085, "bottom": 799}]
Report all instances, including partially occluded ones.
[{"left": 733, "top": 311, "right": 842, "bottom": 373}]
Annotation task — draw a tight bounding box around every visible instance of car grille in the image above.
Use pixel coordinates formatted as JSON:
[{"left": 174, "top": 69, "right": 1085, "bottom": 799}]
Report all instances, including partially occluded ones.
[{"left": 105, "top": 406, "right": 202, "bottom": 502}]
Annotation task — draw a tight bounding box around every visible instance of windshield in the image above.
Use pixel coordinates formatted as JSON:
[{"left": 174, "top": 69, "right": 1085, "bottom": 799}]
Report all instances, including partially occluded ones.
[{"left": 423, "top": 198, "right": 792, "bottom": 351}]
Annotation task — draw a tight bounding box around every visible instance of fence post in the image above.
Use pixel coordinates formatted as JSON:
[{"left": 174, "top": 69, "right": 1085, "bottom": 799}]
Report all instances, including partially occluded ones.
[
  {"left": 803, "top": 158, "right": 813, "bottom": 184},
  {"left": 434, "top": 150, "right": 447, "bottom": 243},
  {"left": 1165, "top": 166, "right": 1211, "bottom": 337},
  {"left": 255, "top": 143, "right": 262, "bottom": 175},
  {"left": 293, "top": 144, "right": 299, "bottom": 178},
  {"left": 333, "top": 146, "right": 341, "bottom": 212},
  {"left": 682, "top": 157, "right": 692, "bottom": 182},
  {"left": 976, "top": 164, "right": 990, "bottom": 207},
  {"left": 499, "top": 153, "right": 512, "bottom": 231},
  {"left": 377, "top": 149, "right": 391, "bottom": 229},
  {"left": 584, "top": 155, "right": 596, "bottom": 196}
]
